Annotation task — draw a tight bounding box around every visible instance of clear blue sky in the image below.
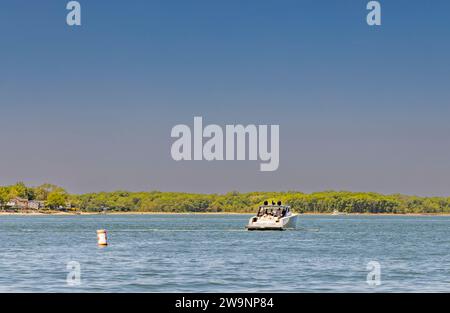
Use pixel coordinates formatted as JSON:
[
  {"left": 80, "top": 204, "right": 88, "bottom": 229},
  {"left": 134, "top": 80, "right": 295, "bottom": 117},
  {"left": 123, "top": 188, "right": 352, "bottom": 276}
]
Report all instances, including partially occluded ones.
[{"left": 1, "top": 0, "right": 449, "bottom": 195}]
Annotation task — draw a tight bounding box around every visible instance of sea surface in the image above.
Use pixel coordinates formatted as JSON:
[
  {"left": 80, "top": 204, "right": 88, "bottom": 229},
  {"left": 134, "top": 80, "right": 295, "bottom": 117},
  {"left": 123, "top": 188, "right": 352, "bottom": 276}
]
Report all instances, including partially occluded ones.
[{"left": 0, "top": 214, "right": 449, "bottom": 292}]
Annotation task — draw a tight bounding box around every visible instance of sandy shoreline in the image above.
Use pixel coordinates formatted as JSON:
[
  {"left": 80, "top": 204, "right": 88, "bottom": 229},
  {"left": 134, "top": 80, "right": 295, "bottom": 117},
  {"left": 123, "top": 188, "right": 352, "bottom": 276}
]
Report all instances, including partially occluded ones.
[
  {"left": 0, "top": 211, "right": 251, "bottom": 216},
  {"left": 1, "top": 211, "right": 449, "bottom": 217}
]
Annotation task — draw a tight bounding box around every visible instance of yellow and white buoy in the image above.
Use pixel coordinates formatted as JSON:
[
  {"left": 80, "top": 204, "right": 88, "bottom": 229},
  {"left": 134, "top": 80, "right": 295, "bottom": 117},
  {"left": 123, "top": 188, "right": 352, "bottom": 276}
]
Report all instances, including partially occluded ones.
[{"left": 97, "top": 229, "right": 108, "bottom": 246}]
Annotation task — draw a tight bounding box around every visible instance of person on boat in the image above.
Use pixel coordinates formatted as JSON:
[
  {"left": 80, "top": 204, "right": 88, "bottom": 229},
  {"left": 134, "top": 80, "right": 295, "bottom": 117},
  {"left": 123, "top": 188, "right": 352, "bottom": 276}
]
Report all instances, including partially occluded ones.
[{"left": 275, "top": 209, "right": 282, "bottom": 217}]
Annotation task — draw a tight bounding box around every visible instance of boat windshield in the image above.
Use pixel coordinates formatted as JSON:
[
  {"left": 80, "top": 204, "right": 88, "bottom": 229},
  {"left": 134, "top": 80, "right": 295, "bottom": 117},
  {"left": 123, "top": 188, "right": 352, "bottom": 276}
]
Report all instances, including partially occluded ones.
[{"left": 257, "top": 206, "right": 289, "bottom": 217}]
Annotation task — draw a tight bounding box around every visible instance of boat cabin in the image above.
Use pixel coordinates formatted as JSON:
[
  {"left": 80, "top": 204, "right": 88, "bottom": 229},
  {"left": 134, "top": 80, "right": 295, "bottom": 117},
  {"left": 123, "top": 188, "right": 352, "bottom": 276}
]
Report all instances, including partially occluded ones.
[{"left": 256, "top": 201, "right": 291, "bottom": 218}]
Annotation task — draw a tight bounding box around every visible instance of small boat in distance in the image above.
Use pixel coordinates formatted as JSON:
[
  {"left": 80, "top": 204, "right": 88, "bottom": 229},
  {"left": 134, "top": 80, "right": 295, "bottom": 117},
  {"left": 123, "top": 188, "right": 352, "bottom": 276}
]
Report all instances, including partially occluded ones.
[
  {"left": 246, "top": 201, "right": 298, "bottom": 231},
  {"left": 331, "top": 209, "right": 347, "bottom": 216}
]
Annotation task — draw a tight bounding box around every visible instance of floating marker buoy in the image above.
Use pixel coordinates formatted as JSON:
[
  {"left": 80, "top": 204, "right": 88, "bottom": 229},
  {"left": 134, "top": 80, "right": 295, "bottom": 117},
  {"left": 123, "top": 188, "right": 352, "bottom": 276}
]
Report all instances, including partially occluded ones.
[{"left": 97, "top": 229, "right": 108, "bottom": 246}]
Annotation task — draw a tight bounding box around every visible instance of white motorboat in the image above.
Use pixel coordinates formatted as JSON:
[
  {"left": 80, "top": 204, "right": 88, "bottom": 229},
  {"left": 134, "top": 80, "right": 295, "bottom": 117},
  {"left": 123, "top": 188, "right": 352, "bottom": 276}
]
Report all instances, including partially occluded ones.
[
  {"left": 246, "top": 201, "right": 298, "bottom": 231},
  {"left": 331, "top": 209, "right": 347, "bottom": 216}
]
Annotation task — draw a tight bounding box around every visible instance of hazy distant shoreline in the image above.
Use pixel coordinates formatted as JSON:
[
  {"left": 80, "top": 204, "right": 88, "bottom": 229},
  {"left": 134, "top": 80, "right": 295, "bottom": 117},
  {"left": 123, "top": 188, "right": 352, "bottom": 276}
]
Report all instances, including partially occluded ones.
[
  {"left": 1, "top": 211, "right": 450, "bottom": 217},
  {"left": 3, "top": 183, "right": 450, "bottom": 215}
]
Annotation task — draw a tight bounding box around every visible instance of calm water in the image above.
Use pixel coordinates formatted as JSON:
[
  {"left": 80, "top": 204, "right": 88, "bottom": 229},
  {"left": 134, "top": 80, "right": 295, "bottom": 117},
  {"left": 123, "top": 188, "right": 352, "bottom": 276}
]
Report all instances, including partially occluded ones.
[{"left": 0, "top": 214, "right": 449, "bottom": 292}]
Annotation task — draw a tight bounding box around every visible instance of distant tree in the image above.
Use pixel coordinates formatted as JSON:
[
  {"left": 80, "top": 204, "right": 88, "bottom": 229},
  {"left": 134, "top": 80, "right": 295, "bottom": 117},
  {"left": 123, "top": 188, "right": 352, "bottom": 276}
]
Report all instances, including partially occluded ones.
[
  {"left": 35, "top": 183, "right": 64, "bottom": 201},
  {"left": 9, "top": 182, "right": 35, "bottom": 200},
  {"left": 46, "top": 190, "right": 68, "bottom": 209},
  {"left": 0, "top": 187, "right": 10, "bottom": 208}
]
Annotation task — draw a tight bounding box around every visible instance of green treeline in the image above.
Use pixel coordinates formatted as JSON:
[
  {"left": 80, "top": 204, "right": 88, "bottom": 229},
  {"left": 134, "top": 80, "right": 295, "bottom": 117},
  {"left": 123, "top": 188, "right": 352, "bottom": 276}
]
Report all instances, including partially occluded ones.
[{"left": 1, "top": 182, "right": 450, "bottom": 214}]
